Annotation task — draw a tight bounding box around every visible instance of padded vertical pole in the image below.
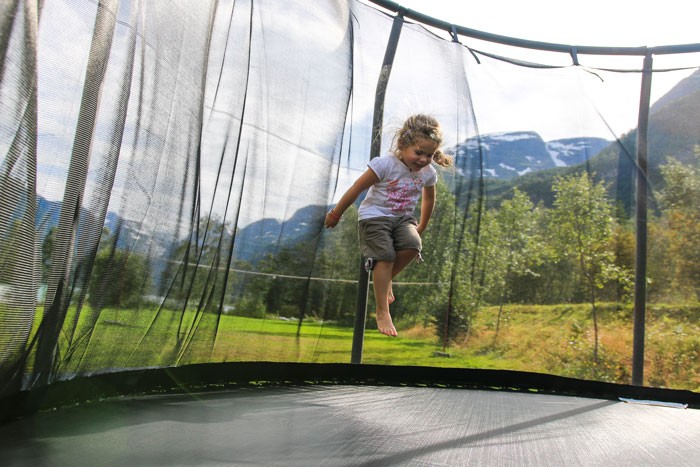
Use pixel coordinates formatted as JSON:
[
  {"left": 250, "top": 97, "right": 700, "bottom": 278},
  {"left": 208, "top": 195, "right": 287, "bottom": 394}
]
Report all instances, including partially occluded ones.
[
  {"left": 632, "top": 52, "right": 653, "bottom": 386},
  {"left": 351, "top": 12, "right": 404, "bottom": 364},
  {"left": 351, "top": 259, "right": 371, "bottom": 364}
]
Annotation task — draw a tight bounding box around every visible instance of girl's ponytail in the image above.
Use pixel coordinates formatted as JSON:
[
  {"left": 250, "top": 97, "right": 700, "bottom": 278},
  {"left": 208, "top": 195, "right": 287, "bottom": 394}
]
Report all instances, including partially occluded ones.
[{"left": 433, "top": 148, "right": 453, "bottom": 168}]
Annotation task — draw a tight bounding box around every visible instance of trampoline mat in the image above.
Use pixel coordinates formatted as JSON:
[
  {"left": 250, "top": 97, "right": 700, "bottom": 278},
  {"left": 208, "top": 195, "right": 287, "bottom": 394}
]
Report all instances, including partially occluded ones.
[{"left": 1, "top": 385, "right": 699, "bottom": 466}]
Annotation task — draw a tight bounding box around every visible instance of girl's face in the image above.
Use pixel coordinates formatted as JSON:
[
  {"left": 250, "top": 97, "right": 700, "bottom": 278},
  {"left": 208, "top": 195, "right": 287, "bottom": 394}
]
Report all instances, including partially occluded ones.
[{"left": 398, "top": 137, "right": 439, "bottom": 172}]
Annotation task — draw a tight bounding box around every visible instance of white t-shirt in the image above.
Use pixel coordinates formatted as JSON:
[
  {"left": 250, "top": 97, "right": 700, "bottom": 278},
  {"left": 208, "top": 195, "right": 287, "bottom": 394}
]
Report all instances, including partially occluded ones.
[{"left": 358, "top": 154, "right": 437, "bottom": 220}]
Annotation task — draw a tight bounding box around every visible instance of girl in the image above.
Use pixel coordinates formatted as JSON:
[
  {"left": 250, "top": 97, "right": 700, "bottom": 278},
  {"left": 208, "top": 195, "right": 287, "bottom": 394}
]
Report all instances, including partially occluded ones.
[{"left": 324, "top": 114, "right": 453, "bottom": 336}]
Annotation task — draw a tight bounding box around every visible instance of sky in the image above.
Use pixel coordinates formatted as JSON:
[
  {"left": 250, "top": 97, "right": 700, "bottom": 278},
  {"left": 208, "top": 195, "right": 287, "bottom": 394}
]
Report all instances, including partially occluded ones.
[
  {"left": 30, "top": 0, "right": 700, "bottom": 214},
  {"left": 358, "top": 0, "right": 700, "bottom": 143},
  {"left": 378, "top": 0, "right": 700, "bottom": 47}
]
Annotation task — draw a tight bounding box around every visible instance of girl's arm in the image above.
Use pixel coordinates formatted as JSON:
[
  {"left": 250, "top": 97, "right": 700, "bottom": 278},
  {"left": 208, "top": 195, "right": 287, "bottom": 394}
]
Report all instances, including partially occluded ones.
[
  {"left": 417, "top": 185, "right": 436, "bottom": 235},
  {"left": 325, "top": 168, "right": 379, "bottom": 228}
]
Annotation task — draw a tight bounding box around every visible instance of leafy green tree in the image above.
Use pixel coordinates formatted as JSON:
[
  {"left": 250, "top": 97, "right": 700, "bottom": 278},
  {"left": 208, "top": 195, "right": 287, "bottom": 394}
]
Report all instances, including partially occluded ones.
[
  {"left": 87, "top": 247, "right": 151, "bottom": 309},
  {"left": 655, "top": 150, "right": 700, "bottom": 300},
  {"left": 160, "top": 215, "right": 233, "bottom": 311},
  {"left": 258, "top": 247, "right": 312, "bottom": 318},
  {"left": 0, "top": 219, "right": 24, "bottom": 285},
  {"left": 646, "top": 219, "right": 674, "bottom": 302},
  {"left": 431, "top": 190, "right": 490, "bottom": 348},
  {"left": 213, "top": 254, "right": 266, "bottom": 318},
  {"left": 490, "top": 189, "right": 543, "bottom": 338},
  {"left": 313, "top": 205, "right": 362, "bottom": 323},
  {"left": 501, "top": 200, "right": 575, "bottom": 304},
  {"left": 606, "top": 223, "right": 634, "bottom": 302},
  {"left": 549, "top": 172, "right": 626, "bottom": 363},
  {"left": 41, "top": 227, "right": 56, "bottom": 284}
]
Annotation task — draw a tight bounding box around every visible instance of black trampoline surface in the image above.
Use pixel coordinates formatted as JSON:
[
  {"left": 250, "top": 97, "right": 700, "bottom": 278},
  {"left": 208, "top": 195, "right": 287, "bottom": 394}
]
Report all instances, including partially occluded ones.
[{"left": 2, "top": 385, "right": 699, "bottom": 466}]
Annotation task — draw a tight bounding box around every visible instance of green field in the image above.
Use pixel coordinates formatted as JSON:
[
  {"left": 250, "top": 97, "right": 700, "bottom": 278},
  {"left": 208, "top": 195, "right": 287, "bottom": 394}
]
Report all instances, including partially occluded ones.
[{"left": 25, "top": 301, "right": 698, "bottom": 392}]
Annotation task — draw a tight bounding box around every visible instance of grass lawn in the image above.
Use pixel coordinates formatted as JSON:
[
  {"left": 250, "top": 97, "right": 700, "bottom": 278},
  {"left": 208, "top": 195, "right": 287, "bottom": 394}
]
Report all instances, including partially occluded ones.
[
  {"left": 19, "top": 302, "right": 700, "bottom": 391},
  {"left": 210, "top": 315, "right": 497, "bottom": 368}
]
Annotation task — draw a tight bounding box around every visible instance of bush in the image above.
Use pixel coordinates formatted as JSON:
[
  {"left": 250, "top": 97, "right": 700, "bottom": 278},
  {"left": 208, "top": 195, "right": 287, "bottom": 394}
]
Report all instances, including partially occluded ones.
[
  {"left": 430, "top": 302, "right": 469, "bottom": 347},
  {"left": 87, "top": 249, "right": 151, "bottom": 309}
]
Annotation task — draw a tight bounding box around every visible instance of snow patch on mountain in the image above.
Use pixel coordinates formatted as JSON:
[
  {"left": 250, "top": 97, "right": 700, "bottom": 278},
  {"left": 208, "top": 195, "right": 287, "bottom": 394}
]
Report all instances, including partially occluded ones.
[
  {"left": 490, "top": 132, "right": 539, "bottom": 142},
  {"left": 546, "top": 138, "right": 612, "bottom": 168}
]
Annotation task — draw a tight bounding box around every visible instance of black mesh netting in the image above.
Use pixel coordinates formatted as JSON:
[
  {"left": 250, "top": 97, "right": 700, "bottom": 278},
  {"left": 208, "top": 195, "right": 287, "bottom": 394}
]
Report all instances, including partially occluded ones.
[{"left": 1, "top": 0, "right": 700, "bottom": 400}]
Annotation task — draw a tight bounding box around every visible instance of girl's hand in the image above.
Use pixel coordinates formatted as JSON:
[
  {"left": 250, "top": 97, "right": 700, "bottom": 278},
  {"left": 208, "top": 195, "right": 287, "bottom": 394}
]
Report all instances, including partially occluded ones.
[{"left": 325, "top": 210, "right": 341, "bottom": 228}]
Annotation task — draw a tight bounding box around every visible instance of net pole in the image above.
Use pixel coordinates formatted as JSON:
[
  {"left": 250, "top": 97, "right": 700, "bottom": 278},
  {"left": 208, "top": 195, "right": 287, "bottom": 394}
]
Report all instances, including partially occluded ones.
[
  {"left": 632, "top": 52, "right": 653, "bottom": 386},
  {"left": 351, "top": 259, "right": 370, "bottom": 364},
  {"left": 351, "top": 12, "right": 404, "bottom": 364}
]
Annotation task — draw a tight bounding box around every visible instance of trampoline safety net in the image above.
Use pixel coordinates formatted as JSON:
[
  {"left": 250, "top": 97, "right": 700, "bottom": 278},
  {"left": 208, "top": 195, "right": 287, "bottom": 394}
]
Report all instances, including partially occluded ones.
[{"left": 1, "top": 0, "right": 700, "bottom": 401}]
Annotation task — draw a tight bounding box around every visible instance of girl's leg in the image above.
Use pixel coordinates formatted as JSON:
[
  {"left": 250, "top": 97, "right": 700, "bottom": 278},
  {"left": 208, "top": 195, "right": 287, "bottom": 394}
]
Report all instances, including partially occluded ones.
[
  {"left": 372, "top": 260, "right": 397, "bottom": 337},
  {"left": 387, "top": 249, "right": 419, "bottom": 305},
  {"left": 392, "top": 249, "right": 418, "bottom": 277}
]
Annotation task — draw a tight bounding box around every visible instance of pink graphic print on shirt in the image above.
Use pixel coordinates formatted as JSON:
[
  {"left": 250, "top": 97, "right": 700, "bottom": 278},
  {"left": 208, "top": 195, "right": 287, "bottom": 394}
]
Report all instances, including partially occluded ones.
[{"left": 386, "top": 177, "right": 423, "bottom": 215}]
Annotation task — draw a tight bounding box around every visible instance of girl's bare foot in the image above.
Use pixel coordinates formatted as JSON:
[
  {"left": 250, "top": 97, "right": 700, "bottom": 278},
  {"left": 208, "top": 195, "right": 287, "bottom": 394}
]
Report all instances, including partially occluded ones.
[
  {"left": 376, "top": 309, "right": 397, "bottom": 337},
  {"left": 388, "top": 288, "right": 395, "bottom": 304}
]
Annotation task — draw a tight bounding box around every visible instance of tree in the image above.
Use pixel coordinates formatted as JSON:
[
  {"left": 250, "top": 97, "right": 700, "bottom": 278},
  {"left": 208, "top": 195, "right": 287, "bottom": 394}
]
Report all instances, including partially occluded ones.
[
  {"left": 159, "top": 214, "right": 232, "bottom": 311},
  {"left": 87, "top": 246, "right": 151, "bottom": 309},
  {"left": 549, "top": 172, "right": 626, "bottom": 363},
  {"left": 430, "top": 189, "right": 488, "bottom": 348},
  {"left": 41, "top": 227, "right": 56, "bottom": 285},
  {"left": 313, "top": 205, "right": 362, "bottom": 324},
  {"left": 0, "top": 219, "right": 24, "bottom": 285},
  {"left": 490, "top": 189, "right": 543, "bottom": 338},
  {"left": 656, "top": 151, "right": 700, "bottom": 300}
]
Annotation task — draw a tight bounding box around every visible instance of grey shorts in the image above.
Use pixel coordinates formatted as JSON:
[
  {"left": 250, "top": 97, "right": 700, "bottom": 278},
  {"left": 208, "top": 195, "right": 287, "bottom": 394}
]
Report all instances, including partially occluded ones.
[{"left": 358, "top": 215, "right": 422, "bottom": 262}]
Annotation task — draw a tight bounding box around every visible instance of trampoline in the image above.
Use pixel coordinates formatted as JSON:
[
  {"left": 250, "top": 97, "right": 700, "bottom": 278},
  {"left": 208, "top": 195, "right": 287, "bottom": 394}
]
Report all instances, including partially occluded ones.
[
  {"left": 2, "top": 362, "right": 700, "bottom": 466},
  {"left": 3, "top": 1, "right": 700, "bottom": 466},
  {"left": 2, "top": 382, "right": 700, "bottom": 466}
]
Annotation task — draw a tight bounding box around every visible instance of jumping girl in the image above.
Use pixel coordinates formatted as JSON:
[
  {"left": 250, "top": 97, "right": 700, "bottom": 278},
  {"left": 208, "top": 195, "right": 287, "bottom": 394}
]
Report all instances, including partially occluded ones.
[{"left": 324, "top": 114, "right": 453, "bottom": 336}]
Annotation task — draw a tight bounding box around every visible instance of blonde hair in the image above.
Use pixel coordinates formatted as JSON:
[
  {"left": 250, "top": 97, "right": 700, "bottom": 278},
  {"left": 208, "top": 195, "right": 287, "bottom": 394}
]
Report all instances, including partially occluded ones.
[{"left": 392, "top": 114, "right": 453, "bottom": 168}]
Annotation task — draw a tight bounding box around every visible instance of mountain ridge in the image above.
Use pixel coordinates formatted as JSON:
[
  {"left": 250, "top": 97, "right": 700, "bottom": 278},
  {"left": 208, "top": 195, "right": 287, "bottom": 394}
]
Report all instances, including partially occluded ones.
[{"left": 449, "top": 131, "right": 612, "bottom": 180}]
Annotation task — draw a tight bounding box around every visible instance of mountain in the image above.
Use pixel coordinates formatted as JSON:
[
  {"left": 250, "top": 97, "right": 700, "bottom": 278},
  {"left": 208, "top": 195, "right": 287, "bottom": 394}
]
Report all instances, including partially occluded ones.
[
  {"left": 449, "top": 131, "right": 612, "bottom": 180},
  {"left": 36, "top": 195, "right": 328, "bottom": 270},
  {"left": 37, "top": 196, "right": 147, "bottom": 252},
  {"left": 650, "top": 69, "right": 700, "bottom": 115},
  {"left": 233, "top": 204, "right": 327, "bottom": 263},
  {"left": 36, "top": 197, "right": 62, "bottom": 239},
  {"left": 646, "top": 69, "right": 700, "bottom": 166},
  {"left": 477, "top": 68, "right": 700, "bottom": 213}
]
